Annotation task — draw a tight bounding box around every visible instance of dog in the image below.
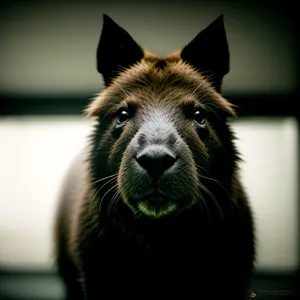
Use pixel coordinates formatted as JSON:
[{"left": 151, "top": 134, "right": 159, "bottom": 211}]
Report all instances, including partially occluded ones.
[{"left": 54, "top": 14, "right": 255, "bottom": 300}]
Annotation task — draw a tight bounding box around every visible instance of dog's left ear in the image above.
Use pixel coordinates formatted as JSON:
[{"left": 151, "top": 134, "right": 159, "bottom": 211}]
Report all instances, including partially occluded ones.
[
  {"left": 97, "top": 14, "right": 144, "bottom": 86},
  {"left": 181, "top": 15, "right": 229, "bottom": 92}
]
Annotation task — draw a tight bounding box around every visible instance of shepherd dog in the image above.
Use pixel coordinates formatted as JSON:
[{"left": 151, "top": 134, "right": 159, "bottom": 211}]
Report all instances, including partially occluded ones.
[{"left": 54, "top": 14, "right": 255, "bottom": 300}]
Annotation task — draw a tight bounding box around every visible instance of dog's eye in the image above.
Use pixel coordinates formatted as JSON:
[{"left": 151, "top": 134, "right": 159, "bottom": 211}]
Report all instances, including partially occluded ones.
[
  {"left": 193, "top": 109, "right": 205, "bottom": 126},
  {"left": 117, "top": 108, "right": 130, "bottom": 124}
]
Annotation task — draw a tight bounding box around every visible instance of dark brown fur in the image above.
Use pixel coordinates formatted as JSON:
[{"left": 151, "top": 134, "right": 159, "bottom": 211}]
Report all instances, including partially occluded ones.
[{"left": 54, "top": 14, "right": 255, "bottom": 300}]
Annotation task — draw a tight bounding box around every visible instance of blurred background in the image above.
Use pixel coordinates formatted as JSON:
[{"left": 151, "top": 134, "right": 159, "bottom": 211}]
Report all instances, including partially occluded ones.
[{"left": 0, "top": 0, "right": 299, "bottom": 299}]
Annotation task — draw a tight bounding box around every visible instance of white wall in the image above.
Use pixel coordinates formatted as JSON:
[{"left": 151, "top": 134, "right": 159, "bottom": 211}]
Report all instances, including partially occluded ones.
[{"left": 0, "top": 116, "right": 298, "bottom": 272}]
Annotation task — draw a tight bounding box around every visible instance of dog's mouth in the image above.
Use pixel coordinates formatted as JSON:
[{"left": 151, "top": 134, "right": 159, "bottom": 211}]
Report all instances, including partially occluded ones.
[
  {"left": 136, "top": 191, "right": 177, "bottom": 218},
  {"left": 118, "top": 135, "right": 200, "bottom": 219}
]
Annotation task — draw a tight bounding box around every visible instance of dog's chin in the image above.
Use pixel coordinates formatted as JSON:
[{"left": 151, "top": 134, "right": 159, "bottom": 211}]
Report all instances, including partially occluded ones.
[
  {"left": 119, "top": 171, "right": 200, "bottom": 218},
  {"left": 122, "top": 191, "right": 195, "bottom": 219},
  {"left": 137, "top": 195, "right": 178, "bottom": 218}
]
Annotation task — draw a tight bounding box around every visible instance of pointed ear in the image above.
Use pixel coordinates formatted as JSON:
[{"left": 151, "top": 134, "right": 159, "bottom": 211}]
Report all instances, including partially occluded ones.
[
  {"left": 181, "top": 15, "right": 229, "bottom": 92},
  {"left": 97, "top": 14, "right": 144, "bottom": 86}
]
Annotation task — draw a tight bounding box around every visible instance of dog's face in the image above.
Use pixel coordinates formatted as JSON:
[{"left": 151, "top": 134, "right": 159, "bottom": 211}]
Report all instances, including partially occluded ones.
[{"left": 86, "top": 15, "right": 238, "bottom": 219}]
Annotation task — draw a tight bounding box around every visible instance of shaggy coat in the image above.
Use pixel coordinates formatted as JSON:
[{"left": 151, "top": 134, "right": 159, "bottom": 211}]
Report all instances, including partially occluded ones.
[{"left": 54, "top": 14, "right": 255, "bottom": 300}]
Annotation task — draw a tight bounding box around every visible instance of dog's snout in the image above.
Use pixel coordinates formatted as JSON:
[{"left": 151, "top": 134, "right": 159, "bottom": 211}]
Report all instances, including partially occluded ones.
[{"left": 136, "top": 146, "right": 176, "bottom": 179}]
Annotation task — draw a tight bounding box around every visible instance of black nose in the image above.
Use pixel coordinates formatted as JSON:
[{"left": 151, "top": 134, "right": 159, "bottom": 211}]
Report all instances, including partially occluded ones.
[{"left": 136, "top": 146, "right": 176, "bottom": 179}]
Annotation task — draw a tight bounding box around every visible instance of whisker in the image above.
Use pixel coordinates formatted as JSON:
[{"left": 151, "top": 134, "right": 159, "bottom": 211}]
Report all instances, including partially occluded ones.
[
  {"left": 89, "top": 176, "right": 118, "bottom": 215},
  {"left": 195, "top": 163, "right": 238, "bottom": 191},
  {"left": 107, "top": 189, "right": 121, "bottom": 216},
  {"left": 196, "top": 188, "right": 211, "bottom": 226},
  {"left": 133, "top": 209, "right": 144, "bottom": 220},
  {"left": 91, "top": 173, "right": 118, "bottom": 186},
  {"left": 195, "top": 163, "right": 210, "bottom": 175},
  {"left": 195, "top": 164, "right": 243, "bottom": 215},
  {"left": 92, "top": 176, "right": 118, "bottom": 193},
  {"left": 199, "top": 174, "right": 231, "bottom": 196},
  {"left": 112, "top": 194, "right": 122, "bottom": 215},
  {"left": 99, "top": 183, "right": 119, "bottom": 213},
  {"left": 89, "top": 187, "right": 101, "bottom": 216},
  {"left": 199, "top": 183, "right": 225, "bottom": 222}
]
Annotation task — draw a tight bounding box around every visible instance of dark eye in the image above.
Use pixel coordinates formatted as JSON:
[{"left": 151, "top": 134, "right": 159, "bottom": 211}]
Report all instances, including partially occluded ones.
[
  {"left": 117, "top": 108, "right": 130, "bottom": 124},
  {"left": 193, "top": 109, "right": 205, "bottom": 126}
]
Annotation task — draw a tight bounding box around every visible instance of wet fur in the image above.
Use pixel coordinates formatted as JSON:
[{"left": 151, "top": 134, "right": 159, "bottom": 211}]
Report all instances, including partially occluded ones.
[{"left": 54, "top": 15, "right": 255, "bottom": 300}]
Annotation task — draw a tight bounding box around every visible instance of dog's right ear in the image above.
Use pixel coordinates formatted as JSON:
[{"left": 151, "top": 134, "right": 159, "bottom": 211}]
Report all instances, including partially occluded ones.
[
  {"left": 181, "top": 15, "right": 229, "bottom": 93},
  {"left": 97, "top": 14, "right": 144, "bottom": 86}
]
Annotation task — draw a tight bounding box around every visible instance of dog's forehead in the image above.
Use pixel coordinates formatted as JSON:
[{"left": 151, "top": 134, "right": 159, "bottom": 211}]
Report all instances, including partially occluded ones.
[
  {"left": 85, "top": 55, "right": 235, "bottom": 117},
  {"left": 112, "top": 58, "right": 214, "bottom": 100}
]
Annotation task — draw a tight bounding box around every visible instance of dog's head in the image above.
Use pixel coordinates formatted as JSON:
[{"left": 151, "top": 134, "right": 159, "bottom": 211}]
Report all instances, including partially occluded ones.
[{"left": 86, "top": 15, "right": 239, "bottom": 219}]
